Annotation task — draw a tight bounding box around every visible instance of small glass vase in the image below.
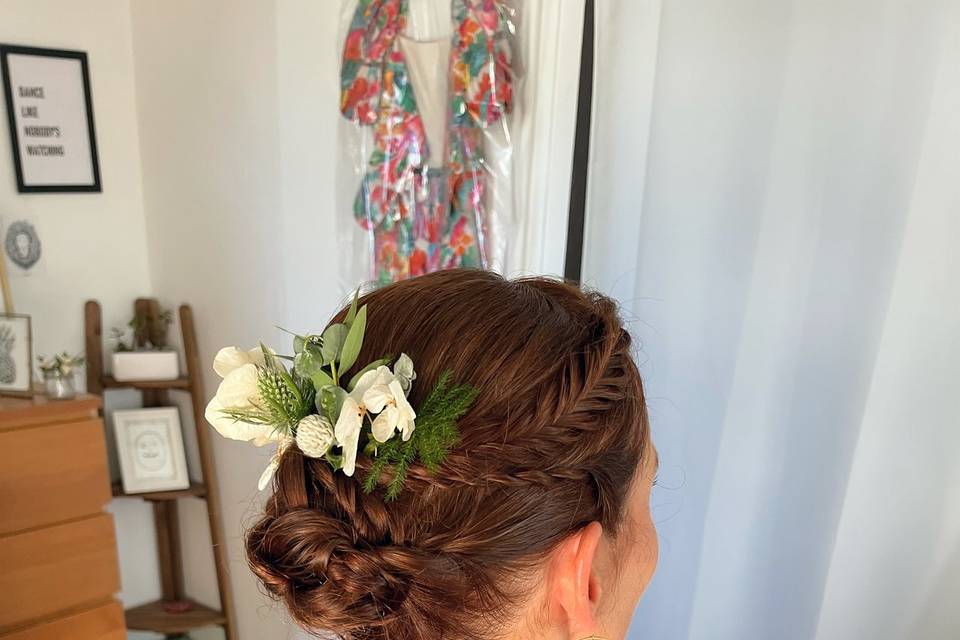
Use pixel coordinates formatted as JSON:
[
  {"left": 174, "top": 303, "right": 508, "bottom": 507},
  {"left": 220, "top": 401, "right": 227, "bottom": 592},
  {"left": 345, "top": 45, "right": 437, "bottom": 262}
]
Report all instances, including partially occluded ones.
[{"left": 43, "top": 370, "right": 77, "bottom": 400}]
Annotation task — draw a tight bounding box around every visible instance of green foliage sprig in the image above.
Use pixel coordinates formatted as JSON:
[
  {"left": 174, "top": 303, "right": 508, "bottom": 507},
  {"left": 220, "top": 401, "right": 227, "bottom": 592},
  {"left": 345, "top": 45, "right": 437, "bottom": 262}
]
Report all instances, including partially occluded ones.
[
  {"left": 363, "top": 371, "right": 479, "bottom": 500},
  {"left": 287, "top": 290, "right": 368, "bottom": 395}
]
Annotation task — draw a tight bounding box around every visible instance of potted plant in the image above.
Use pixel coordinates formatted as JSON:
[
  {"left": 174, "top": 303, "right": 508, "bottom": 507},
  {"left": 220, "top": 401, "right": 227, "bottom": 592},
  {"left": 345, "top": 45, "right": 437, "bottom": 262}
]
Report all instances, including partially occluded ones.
[
  {"left": 110, "top": 309, "right": 180, "bottom": 381},
  {"left": 38, "top": 352, "right": 84, "bottom": 400}
]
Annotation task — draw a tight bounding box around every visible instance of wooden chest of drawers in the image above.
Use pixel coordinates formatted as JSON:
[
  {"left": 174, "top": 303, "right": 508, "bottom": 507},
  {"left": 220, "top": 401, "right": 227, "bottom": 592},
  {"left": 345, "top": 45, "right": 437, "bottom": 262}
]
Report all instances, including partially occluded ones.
[{"left": 0, "top": 395, "right": 124, "bottom": 640}]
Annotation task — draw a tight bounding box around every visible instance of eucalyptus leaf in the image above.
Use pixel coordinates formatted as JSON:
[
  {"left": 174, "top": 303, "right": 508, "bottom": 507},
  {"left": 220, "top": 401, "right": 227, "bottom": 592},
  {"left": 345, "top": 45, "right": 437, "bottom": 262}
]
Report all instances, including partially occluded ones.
[
  {"left": 348, "top": 356, "right": 392, "bottom": 390},
  {"left": 293, "top": 349, "right": 323, "bottom": 379},
  {"left": 310, "top": 369, "right": 334, "bottom": 390},
  {"left": 339, "top": 304, "right": 367, "bottom": 373},
  {"left": 317, "top": 385, "right": 347, "bottom": 424},
  {"left": 321, "top": 324, "right": 349, "bottom": 364}
]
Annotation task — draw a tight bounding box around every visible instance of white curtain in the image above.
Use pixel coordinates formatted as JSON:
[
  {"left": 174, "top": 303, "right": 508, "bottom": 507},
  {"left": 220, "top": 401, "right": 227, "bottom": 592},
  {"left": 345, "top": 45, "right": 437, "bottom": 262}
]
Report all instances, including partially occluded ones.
[{"left": 583, "top": 1, "right": 960, "bottom": 639}]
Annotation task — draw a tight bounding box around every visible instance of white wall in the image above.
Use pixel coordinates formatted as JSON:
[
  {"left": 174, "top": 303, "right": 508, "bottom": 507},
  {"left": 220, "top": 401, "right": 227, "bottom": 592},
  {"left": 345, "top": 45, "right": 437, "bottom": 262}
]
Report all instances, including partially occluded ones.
[
  {"left": 0, "top": 4, "right": 164, "bottom": 636},
  {"left": 0, "top": 0, "right": 151, "bottom": 374},
  {"left": 130, "top": 1, "right": 343, "bottom": 637}
]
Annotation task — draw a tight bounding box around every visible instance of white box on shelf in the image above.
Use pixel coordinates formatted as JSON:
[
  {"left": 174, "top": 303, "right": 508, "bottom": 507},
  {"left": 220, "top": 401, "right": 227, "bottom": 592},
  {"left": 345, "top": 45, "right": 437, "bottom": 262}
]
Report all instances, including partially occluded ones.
[{"left": 111, "top": 351, "right": 180, "bottom": 381}]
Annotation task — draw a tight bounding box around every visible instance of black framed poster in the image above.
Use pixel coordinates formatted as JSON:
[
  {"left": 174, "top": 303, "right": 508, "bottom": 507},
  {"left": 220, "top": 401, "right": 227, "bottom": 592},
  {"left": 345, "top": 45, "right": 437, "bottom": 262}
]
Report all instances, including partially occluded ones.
[{"left": 0, "top": 45, "right": 101, "bottom": 193}]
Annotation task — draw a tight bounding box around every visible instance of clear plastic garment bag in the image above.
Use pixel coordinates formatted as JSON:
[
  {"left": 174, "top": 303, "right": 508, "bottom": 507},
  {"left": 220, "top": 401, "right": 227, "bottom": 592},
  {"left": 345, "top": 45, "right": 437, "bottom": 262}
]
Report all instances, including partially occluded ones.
[{"left": 336, "top": 0, "right": 519, "bottom": 287}]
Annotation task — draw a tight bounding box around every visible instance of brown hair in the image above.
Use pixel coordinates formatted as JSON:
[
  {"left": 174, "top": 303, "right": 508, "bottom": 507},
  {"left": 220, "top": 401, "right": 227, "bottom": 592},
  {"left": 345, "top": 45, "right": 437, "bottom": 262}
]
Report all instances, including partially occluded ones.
[{"left": 246, "top": 269, "right": 650, "bottom": 639}]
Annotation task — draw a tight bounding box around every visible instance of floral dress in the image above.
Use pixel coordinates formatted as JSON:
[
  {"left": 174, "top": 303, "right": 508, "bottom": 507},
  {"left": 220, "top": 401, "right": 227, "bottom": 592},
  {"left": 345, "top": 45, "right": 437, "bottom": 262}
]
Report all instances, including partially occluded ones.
[{"left": 340, "top": 0, "right": 513, "bottom": 284}]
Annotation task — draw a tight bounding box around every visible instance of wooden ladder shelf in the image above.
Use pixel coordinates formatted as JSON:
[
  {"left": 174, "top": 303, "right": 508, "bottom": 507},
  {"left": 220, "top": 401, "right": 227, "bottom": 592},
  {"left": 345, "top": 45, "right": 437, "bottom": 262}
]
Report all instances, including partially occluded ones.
[{"left": 84, "top": 298, "right": 237, "bottom": 640}]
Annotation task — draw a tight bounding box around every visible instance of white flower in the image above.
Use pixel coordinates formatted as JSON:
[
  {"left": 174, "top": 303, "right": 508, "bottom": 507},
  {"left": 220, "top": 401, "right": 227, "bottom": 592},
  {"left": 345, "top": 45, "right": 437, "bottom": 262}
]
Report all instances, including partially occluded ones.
[
  {"left": 334, "top": 395, "right": 364, "bottom": 477},
  {"left": 205, "top": 396, "right": 275, "bottom": 447},
  {"left": 214, "top": 362, "right": 260, "bottom": 408},
  {"left": 295, "top": 414, "right": 335, "bottom": 458},
  {"left": 205, "top": 346, "right": 279, "bottom": 447},
  {"left": 332, "top": 364, "right": 418, "bottom": 475},
  {"left": 333, "top": 365, "right": 395, "bottom": 476},
  {"left": 257, "top": 435, "right": 293, "bottom": 491},
  {"left": 351, "top": 364, "right": 394, "bottom": 398},
  {"left": 393, "top": 353, "right": 416, "bottom": 395},
  {"left": 366, "top": 379, "right": 416, "bottom": 443},
  {"left": 213, "top": 346, "right": 265, "bottom": 378}
]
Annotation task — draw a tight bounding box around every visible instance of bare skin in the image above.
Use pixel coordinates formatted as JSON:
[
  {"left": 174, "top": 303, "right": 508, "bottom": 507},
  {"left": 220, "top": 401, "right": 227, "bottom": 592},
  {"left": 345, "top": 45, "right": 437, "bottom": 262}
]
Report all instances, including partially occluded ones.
[{"left": 509, "top": 447, "right": 660, "bottom": 640}]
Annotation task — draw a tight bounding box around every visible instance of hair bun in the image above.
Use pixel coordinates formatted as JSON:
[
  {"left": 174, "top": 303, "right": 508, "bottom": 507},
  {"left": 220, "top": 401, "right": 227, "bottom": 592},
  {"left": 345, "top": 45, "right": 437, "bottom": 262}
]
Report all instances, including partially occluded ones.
[{"left": 247, "top": 505, "right": 464, "bottom": 636}]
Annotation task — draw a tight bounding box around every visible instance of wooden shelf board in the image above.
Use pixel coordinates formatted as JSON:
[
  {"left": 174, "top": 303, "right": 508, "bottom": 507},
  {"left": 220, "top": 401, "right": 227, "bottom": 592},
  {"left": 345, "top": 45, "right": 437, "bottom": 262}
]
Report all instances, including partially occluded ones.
[
  {"left": 101, "top": 375, "right": 191, "bottom": 390},
  {"left": 125, "top": 599, "right": 225, "bottom": 633},
  {"left": 112, "top": 481, "right": 207, "bottom": 501}
]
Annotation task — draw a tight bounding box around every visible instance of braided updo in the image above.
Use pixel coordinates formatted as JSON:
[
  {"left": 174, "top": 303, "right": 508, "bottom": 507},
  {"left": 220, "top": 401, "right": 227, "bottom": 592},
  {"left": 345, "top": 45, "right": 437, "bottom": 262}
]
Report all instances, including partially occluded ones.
[{"left": 246, "top": 270, "right": 650, "bottom": 639}]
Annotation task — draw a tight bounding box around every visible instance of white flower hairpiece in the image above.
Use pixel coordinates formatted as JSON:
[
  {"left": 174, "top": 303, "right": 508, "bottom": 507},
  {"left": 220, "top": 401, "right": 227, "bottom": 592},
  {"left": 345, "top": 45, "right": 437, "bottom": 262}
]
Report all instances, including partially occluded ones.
[{"left": 204, "top": 290, "right": 477, "bottom": 498}]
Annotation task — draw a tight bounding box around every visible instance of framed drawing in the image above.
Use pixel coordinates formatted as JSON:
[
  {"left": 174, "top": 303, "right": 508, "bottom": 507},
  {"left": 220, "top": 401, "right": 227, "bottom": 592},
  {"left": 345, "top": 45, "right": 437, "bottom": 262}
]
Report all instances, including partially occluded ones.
[
  {"left": 0, "top": 313, "right": 32, "bottom": 395},
  {"left": 0, "top": 44, "right": 101, "bottom": 193},
  {"left": 113, "top": 407, "right": 190, "bottom": 494}
]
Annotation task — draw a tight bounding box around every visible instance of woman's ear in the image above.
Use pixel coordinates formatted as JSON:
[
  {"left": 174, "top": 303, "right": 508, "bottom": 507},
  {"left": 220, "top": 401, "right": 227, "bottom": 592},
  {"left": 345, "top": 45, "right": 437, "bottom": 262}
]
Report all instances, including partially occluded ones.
[{"left": 548, "top": 521, "right": 606, "bottom": 637}]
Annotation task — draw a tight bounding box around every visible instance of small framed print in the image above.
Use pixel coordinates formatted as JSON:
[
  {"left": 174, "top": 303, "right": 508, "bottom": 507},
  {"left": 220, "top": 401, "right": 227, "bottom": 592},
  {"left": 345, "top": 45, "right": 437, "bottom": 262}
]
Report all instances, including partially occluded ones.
[
  {"left": 113, "top": 407, "right": 190, "bottom": 494},
  {"left": 0, "top": 313, "right": 32, "bottom": 395},
  {"left": 0, "top": 44, "right": 101, "bottom": 193}
]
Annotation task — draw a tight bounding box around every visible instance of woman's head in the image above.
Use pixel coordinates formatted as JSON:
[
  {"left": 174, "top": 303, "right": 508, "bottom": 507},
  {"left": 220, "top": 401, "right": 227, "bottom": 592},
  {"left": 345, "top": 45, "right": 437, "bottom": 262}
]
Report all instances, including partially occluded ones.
[{"left": 246, "top": 269, "right": 658, "bottom": 639}]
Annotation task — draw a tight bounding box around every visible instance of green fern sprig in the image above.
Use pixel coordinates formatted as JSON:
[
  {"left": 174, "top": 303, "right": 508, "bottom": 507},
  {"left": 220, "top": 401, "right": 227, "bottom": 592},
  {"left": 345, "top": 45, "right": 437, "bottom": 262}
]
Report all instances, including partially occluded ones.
[{"left": 363, "top": 370, "right": 479, "bottom": 499}]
